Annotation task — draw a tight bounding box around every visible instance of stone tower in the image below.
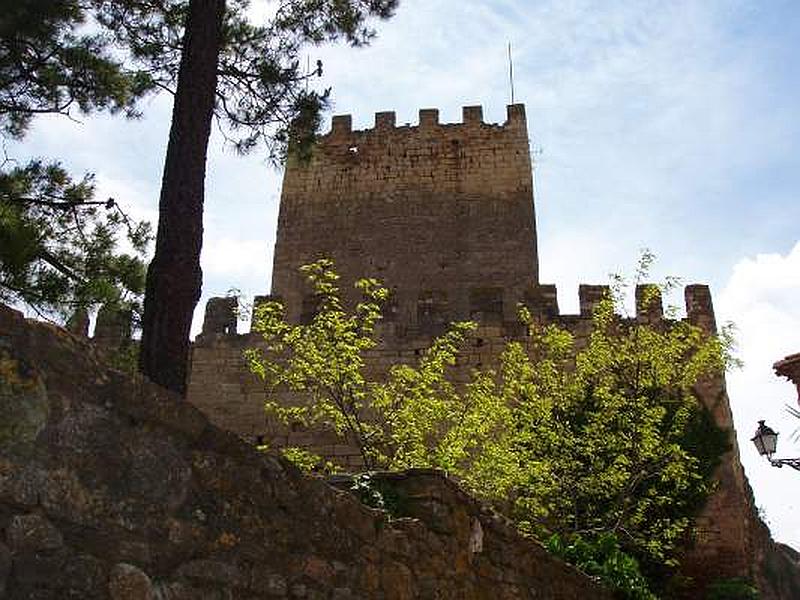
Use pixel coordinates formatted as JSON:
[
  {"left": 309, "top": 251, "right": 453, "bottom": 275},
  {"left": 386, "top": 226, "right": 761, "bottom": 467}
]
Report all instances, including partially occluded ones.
[
  {"left": 271, "top": 105, "right": 538, "bottom": 330},
  {"left": 187, "top": 104, "right": 794, "bottom": 598}
]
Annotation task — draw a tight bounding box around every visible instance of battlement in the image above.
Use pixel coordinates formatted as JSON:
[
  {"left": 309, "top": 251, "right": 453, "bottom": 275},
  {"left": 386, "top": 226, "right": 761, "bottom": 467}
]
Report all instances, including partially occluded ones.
[
  {"left": 191, "top": 281, "right": 719, "bottom": 452},
  {"left": 324, "top": 104, "right": 528, "bottom": 137},
  {"left": 186, "top": 98, "right": 763, "bottom": 595},
  {"left": 273, "top": 104, "right": 539, "bottom": 324},
  {"left": 66, "top": 304, "right": 133, "bottom": 351},
  {"left": 198, "top": 283, "right": 717, "bottom": 339},
  {"left": 281, "top": 103, "right": 533, "bottom": 203}
]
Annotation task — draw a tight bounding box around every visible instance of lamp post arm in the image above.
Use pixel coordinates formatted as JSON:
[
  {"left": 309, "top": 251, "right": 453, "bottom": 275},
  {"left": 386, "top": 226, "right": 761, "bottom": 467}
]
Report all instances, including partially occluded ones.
[{"left": 769, "top": 457, "right": 800, "bottom": 471}]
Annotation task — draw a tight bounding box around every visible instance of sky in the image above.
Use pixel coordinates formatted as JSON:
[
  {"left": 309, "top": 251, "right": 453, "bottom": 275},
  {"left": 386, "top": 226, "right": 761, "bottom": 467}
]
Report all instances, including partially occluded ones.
[{"left": 11, "top": 0, "right": 800, "bottom": 548}]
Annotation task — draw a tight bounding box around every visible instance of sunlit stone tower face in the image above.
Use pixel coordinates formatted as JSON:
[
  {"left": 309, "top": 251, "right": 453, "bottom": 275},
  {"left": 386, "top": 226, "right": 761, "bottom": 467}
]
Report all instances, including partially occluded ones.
[
  {"left": 190, "top": 102, "right": 779, "bottom": 598},
  {"left": 271, "top": 104, "right": 538, "bottom": 333}
]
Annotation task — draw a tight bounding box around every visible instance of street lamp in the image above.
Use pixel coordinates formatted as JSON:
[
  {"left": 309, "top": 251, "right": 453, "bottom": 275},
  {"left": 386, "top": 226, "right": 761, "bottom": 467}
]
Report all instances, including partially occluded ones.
[{"left": 751, "top": 420, "right": 800, "bottom": 471}]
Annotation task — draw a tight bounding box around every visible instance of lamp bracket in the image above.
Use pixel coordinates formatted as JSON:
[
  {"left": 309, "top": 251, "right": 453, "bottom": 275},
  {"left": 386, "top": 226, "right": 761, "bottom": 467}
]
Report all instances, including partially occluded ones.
[{"left": 770, "top": 457, "right": 800, "bottom": 471}]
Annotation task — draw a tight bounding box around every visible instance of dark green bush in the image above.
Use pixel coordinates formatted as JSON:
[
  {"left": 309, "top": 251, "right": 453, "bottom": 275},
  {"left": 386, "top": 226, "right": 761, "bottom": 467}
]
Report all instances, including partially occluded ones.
[
  {"left": 706, "top": 578, "right": 759, "bottom": 600},
  {"left": 547, "top": 533, "right": 656, "bottom": 599}
]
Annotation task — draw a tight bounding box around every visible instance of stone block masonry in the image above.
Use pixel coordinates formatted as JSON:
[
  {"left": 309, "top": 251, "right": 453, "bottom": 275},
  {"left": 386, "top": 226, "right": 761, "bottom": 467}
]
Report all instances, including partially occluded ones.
[
  {"left": 183, "top": 102, "right": 798, "bottom": 598},
  {"left": 189, "top": 285, "right": 774, "bottom": 595},
  {"left": 272, "top": 104, "right": 538, "bottom": 330},
  {"left": 0, "top": 303, "right": 612, "bottom": 599}
]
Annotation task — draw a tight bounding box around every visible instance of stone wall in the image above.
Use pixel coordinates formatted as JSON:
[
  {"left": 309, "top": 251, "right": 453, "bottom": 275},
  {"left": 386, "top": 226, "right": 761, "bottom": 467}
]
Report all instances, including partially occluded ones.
[
  {"left": 188, "top": 284, "right": 708, "bottom": 460},
  {"left": 183, "top": 101, "right": 800, "bottom": 597},
  {"left": 0, "top": 303, "right": 613, "bottom": 599},
  {"left": 185, "top": 288, "right": 800, "bottom": 598},
  {"left": 271, "top": 105, "right": 538, "bottom": 328}
]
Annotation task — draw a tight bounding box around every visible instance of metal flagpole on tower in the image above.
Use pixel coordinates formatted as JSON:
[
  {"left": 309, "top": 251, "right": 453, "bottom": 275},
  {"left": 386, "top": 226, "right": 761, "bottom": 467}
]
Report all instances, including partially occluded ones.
[{"left": 508, "top": 42, "right": 515, "bottom": 105}]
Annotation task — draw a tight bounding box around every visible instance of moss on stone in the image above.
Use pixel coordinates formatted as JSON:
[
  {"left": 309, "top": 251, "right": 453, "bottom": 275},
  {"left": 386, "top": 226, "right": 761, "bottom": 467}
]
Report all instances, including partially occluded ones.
[{"left": 0, "top": 349, "right": 48, "bottom": 456}]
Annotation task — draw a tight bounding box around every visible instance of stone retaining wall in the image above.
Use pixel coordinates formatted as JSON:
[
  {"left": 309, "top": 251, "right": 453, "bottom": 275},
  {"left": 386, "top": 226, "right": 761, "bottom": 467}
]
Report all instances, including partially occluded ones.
[{"left": 0, "top": 303, "right": 611, "bottom": 599}]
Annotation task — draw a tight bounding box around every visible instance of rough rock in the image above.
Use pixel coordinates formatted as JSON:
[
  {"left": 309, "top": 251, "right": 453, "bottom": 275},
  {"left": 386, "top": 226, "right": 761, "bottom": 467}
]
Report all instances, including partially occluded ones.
[
  {"left": 0, "top": 541, "right": 10, "bottom": 595},
  {"left": 0, "top": 303, "right": 609, "bottom": 599},
  {"left": 7, "top": 513, "right": 63, "bottom": 553},
  {"left": 109, "top": 563, "right": 155, "bottom": 600}
]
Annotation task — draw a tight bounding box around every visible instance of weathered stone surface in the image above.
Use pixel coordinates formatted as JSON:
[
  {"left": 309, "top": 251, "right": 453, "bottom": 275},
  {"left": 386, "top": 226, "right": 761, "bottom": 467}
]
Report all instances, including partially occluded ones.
[
  {"left": 1, "top": 303, "right": 610, "bottom": 599},
  {"left": 0, "top": 345, "right": 48, "bottom": 457},
  {"left": 272, "top": 105, "right": 539, "bottom": 329},
  {"left": 108, "top": 563, "right": 154, "bottom": 600},
  {"left": 62, "top": 553, "right": 110, "bottom": 598},
  {"left": 94, "top": 304, "right": 133, "bottom": 351},
  {"left": 7, "top": 513, "right": 64, "bottom": 552},
  {"left": 0, "top": 541, "right": 10, "bottom": 595},
  {"left": 249, "top": 571, "right": 288, "bottom": 596},
  {"left": 175, "top": 559, "right": 245, "bottom": 587},
  {"left": 11, "top": 548, "right": 69, "bottom": 593},
  {"left": 181, "top": 102, "right": 800, "bottom": 598}
]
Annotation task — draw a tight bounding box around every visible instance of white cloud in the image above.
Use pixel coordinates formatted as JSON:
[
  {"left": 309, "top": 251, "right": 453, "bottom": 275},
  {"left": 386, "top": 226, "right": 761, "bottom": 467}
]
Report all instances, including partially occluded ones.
[
  {"left": 719, "top": 241, "right": 800, "bottom": 548},
  {"left": 201, "top": 237, "right": 271, "bottom": 283},
  {"left": 192, "top": 237, "right": 272, "bottom": 337},
  {"left": 93, "top": 173, "right": 159, "bottom": 224}
]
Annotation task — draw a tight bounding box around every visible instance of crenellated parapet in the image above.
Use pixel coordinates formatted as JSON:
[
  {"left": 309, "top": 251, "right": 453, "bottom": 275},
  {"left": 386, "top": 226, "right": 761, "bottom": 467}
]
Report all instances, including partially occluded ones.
[
  {"left": 65, "top": 304, "right": 133, "bottom": 353},
  {"left": 635, "top": 284, "right": 663, "bottom": 323},
  {"left": 324, "top": 103, "right": 527, "bottom": 137},
  {"left": 685, "top": 283, "right": 717, "bottom": 333},
  {"left": 65, "top": 307, "right": 90, "bottom": 337},
  {"left": 197, "top": 296, "right": 237, "bottom": 341},
  {"left": 283, "top": 104, "right": 531, "bottom": 203},
  {"left": 189, "top": 281, "right": 723, "bottom": 467},
  {"left": 196, "top": 295, "right": 282, "bottom": 339},
  {"left": 272, "top": 104, "right": 539, "bottom": 327},
  {"left": 197, "top": 282, "right": 718, "bottom": 341}
]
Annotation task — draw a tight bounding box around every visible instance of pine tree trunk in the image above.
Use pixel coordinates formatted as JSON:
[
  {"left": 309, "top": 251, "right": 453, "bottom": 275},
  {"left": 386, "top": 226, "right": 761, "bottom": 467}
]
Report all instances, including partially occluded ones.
[{"left": 139, "top": 0, "right": 225, "bottom": 395}]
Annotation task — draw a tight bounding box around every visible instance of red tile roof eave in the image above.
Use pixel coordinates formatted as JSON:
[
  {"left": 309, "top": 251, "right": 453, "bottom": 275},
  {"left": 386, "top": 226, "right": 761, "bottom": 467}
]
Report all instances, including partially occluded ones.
[{"left": 774, "top": 352, "right": 800, "bottom": 381}]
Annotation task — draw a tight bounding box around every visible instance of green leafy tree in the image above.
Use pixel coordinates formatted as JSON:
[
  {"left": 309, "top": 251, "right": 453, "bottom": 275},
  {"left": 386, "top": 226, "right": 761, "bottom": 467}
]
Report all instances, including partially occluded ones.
[
  {"left": 247, "top": 259, "right": 395, "bottom": 469},
  {"left": 469, "top": 302, "right": 732, "bottom": 579},
  {"left": 706, "top": 578, "right": 759, "bottom": 600},
  {"left": 547, "top": 533, "right": 656, "bottom": 600},
  {"left": 0, "top": 0, "right": 154, "bottom": 319},
  {"left": 247, "top": 259, "right": 490, "bottom": 470},
  {"left": 247, "top": 258, "right": 734, "bottom": 596}
]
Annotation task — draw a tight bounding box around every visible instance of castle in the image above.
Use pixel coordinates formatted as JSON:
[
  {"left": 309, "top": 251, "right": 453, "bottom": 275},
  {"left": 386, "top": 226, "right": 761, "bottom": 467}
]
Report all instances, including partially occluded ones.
[{"left": 184, "top": 104, "right": 787, "bottom": 595}]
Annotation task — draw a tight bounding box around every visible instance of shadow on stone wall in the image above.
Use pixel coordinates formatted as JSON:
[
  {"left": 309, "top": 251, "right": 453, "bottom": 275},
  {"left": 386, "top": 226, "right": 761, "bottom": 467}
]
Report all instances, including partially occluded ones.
[{"left": 0, "top": 303, "right": 611, "bottom": 599}]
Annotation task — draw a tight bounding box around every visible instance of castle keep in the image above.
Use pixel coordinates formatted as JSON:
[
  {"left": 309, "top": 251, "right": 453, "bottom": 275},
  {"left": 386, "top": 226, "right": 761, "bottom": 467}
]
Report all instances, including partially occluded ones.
[
  {"left": 186, "top": 105, "right": 781, "bottom": 595},
  {"left": 272, "top": 105, "right": 538, "bottom": 330}
]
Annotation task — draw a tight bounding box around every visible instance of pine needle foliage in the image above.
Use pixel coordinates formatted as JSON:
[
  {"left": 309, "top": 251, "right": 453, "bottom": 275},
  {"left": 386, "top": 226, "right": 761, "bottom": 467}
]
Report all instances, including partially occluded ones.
[
  {"left": 0, "top": 0, "right": 154, "bottom": 320},
  {"left": 0, "top": 0, "right": 155, "bottom": 138},
  {"left": 0, "top": 159, "right": 151, "bottom": 320}
]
